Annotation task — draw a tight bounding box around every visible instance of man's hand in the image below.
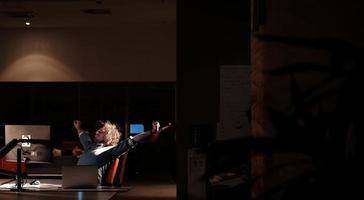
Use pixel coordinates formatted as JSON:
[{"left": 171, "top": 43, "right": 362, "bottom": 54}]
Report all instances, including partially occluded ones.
[
  {"left": 72, "top": 145, "right": 84, "bottom": 158},
  {"left": 73, "top": 120, "right": 84, "bottom": 134},
  {"left": 152, "top": 121, "right": 160, "bottom": 134}
]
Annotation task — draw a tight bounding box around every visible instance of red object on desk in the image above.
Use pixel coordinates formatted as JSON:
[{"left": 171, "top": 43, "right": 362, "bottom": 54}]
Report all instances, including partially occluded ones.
[{"left": 0, "top": 157, "right": 26, "bottom": 173}]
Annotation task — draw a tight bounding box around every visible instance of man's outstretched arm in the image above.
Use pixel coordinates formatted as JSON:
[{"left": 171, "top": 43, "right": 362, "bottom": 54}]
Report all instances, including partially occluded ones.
[
  {"left": 73, "top": 120, "right": 93, "bottom": 150},
  {"left": 131, "top": 121, "right": 163, "bottom": 142}
]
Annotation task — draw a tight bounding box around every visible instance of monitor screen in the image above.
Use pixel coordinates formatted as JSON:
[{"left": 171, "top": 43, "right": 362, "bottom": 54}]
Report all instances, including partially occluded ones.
[
  {"left": 129, "top": 124, "right": 144, "bottom": 135},
  {"left": 5, "top": 125, "right": 51, "bottom": 163}
]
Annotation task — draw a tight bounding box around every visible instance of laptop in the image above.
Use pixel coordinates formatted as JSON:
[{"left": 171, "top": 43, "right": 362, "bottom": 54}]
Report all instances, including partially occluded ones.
[{"left": 62, "top": 165, "right": 98, "bottom": 189}]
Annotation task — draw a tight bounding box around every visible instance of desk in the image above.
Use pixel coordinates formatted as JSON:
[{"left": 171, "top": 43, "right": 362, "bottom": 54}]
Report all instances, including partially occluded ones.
[
  {"left": 0, "top": 191, "right": 117, "bottom": 200},
  {"left": 0, "top": 179, "right": 130, "bottom": 191},
  {"left": 0, "top": 179, "right": 130, "bottom": 200}
]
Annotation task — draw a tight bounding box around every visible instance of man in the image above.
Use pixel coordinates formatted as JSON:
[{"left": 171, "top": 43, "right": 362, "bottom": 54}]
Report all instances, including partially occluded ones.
[{"left": 73, "top": 120, "right": 161, "bottom": 184}]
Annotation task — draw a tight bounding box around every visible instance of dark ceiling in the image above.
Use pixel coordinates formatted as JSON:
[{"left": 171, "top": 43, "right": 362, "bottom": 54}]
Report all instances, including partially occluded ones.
[{"left": 0, "top": 0, "right": 175, "bottom": 28}]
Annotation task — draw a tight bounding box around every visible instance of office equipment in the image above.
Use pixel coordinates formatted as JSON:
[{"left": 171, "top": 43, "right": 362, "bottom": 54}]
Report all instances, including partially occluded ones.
[
  {"left": 5, "top": 125, "right": 51, "bottom": 163},
  {"left": 0, "top": 138, "right": 49, "bottom": 191},
  {"left": 62, "top": 165, "right": 98, "bottom": 188},
  {"left": 129, "top": 123, "right": 144, "bottom": 135}
]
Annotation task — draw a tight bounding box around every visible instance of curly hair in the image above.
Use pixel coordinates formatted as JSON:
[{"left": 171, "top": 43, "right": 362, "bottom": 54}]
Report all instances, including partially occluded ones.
[{"left": 102, "top": 121, "right": 121, "bottom": 146}]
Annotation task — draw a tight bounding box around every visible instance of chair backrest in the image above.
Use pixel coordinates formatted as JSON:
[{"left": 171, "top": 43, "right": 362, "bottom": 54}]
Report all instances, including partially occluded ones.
[
  {"left": 105, "top": 153, "right": 128, "bottom": 186},
  {"left": 105, "top": 157, "right": 120, "bottom": 185}
]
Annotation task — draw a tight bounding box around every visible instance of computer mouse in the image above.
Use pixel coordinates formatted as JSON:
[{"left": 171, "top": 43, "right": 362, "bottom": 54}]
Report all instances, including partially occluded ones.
[{"left": 30, "top": 180, "right": 40, "bottom": 185}]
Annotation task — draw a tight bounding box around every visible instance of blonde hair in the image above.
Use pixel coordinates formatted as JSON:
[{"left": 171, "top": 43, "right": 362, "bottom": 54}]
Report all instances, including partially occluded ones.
[{"left": 102, "top": 121, "right": 121, "bottom": 146}]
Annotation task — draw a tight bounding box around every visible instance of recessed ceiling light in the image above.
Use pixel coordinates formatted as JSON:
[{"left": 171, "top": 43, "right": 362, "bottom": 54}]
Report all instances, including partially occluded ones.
[{"left": 25, "top": 21, "right": 31, "bottom": 26}]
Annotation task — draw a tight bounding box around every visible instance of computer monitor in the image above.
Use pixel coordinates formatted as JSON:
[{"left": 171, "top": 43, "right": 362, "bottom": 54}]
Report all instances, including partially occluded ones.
[
  {"left": 5, "top": 125, "right": 51, "bottom": 163},
  {"left": 129, "top": 123, "right": 144, "bottom": 135}
]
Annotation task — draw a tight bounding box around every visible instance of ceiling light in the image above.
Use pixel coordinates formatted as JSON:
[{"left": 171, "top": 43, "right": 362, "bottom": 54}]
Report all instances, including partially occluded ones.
[{"left": 25, "top": 21, "right": 30, "bottom": 26}]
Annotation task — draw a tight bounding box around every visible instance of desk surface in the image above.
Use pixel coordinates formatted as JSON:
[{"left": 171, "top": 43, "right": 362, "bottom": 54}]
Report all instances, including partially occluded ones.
[
  {"left": 1, "top": 177, "right": 177, "bottom": 200},
  {"left": 0, "top": 191, "right": 117, "bottom": 200},
  {"left": 0, "top": 179, "right": 130, "bottom": 200}
]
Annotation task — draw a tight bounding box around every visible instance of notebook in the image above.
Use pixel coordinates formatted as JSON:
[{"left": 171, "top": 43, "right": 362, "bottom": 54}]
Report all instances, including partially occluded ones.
[{"left": 62, "top": 165, "right": 98, "bottom": 189}]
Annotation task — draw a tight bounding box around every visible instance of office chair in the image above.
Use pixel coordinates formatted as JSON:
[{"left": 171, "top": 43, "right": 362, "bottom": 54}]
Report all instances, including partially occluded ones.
[{"left": 105, "top": 152, "right": 128, "bottom": 186}]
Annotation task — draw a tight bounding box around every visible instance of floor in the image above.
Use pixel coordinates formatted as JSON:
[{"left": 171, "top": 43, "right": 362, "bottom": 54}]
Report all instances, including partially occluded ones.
[
  {"left": 113, "top": 179, "right": 176, "bottom": 200},
  {"left": 112, "top": 172, "right": 176, "bottom": 200}
]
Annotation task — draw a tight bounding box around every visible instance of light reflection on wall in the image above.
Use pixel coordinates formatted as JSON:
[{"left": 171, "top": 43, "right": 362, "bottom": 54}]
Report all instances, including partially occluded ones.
[{"left": 0, "top": 54, "right": 83, "bottom": 81}]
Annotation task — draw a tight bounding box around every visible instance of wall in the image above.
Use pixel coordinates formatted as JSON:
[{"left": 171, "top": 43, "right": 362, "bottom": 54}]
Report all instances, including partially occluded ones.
[
  {"left": 0, "top": 25, "right": 175, "bottom": 81},
  {"left": 0, "top": 82, "right": 176, "bottom": 179}
]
